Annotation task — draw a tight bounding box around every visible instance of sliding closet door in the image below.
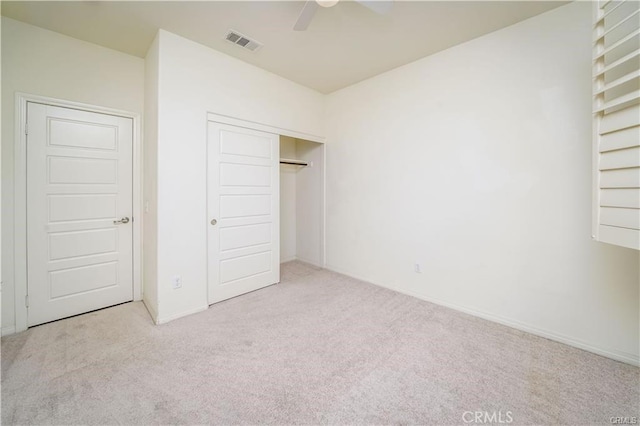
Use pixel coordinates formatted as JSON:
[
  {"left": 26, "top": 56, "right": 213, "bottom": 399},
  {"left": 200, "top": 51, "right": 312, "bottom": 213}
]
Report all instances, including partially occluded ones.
[{"left": 207, "top": 121, "right": 280, "bottom": 304}]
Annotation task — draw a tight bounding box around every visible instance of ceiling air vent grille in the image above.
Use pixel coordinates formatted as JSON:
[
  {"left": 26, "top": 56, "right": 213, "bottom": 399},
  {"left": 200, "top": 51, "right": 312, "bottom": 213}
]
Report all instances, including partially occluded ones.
[{"left": 225, "top": 30, "right": 263, "bottom": 52}]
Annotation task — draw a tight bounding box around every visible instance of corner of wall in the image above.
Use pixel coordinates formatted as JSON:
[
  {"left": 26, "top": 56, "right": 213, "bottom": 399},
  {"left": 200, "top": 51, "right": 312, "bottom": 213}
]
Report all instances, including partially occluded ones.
[
  {"left": 142, "top": 297, "right": 159, "bottom": 325},
  {"left": 0, "top": 10, "right": 4, "bottom": 335},
  {"left": 142, "top": 31, "right": 160, "bottom": 318}
]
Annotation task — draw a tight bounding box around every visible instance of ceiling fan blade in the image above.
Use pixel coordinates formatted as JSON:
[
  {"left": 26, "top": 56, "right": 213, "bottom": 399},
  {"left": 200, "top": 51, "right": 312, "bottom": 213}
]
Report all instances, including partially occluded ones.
[
  {"left": 294, "top": 1, "right": 319, "bottom": 31},
  {"left": 355, "top": 0, "right": 393, "bottom": 15}
]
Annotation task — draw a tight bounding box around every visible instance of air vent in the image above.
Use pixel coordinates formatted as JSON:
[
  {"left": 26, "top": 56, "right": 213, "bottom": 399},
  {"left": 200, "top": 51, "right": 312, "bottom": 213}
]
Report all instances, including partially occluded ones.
[{"left": 225, "top": 30, "right": 263, "bottom": 52}]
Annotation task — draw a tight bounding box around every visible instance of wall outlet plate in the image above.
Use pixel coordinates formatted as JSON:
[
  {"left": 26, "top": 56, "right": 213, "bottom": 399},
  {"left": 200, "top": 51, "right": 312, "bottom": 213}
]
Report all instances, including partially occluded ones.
[{"left": 172, "top": 275, "right": 182, "bottom": 289}]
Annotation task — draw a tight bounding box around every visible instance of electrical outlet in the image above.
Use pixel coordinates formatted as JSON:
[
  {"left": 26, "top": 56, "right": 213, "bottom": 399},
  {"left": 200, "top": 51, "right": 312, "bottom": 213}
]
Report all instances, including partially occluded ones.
[
  {"left": 172, "top": 275, "right": 182, "bottom": 289},
  {"left": 414, "top": 263, "right": 421, "bottom": 273}
]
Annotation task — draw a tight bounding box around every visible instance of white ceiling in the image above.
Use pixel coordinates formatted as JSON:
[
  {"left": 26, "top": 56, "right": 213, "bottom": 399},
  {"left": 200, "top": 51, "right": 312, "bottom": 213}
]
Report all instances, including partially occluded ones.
[{"left": 1, "top": 1, "right": 568, "bottom": 93}]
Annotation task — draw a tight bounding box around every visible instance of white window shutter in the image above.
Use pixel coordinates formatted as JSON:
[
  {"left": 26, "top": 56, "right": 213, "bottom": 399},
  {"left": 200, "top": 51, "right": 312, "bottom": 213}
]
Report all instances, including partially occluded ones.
[{"left": 593, "top": 0, "right": 640, "bottom": 250}]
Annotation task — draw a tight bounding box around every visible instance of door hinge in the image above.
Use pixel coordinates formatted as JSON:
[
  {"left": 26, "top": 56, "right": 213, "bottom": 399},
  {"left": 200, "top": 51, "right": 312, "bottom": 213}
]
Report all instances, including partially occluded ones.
[
  {"left": 25, "top": 295, "right": 29, "bottom": 308},
  {"left": 25, "top": 122, "right": 28, "bottom": 135}
]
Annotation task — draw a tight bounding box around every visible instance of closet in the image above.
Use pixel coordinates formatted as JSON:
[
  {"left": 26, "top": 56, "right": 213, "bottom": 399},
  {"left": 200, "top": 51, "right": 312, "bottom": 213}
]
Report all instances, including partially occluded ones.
[
  {"left": 279, "top": 136, "right": 324, "bottom": 267},
  {"left": 206, "top": 120, "right": 324, "bottom": 305}
]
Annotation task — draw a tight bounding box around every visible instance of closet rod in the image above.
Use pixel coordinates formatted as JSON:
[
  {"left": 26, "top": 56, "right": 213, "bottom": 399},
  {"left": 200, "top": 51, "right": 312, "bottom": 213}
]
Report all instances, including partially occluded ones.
[{"left": 279, "top": 158, "right": 308, "bottom": 167}]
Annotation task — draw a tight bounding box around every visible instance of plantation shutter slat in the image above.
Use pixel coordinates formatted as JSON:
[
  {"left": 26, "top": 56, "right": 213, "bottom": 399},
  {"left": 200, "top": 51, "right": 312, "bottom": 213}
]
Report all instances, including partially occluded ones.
[
  {"left": 594, "top": 29, "right": 640, "bottom": 61},
  {"left": 599, "top": 0, "right": 628, "bottom": 20},
  {"left": 599, "top": 225, "right": 639, "bottom": 248},
  {"left": 601, "top": 0, "right": 614, "bottom": 9},
  {"left": 599, "top": 126, "right": 640, "bottom": 151},
  {"left": 595, "top": 9, "right": 639, "bottom": 41},
  {"left": 595, "top": 69, "right": 640, "bottom": 95},
  {"left": 599, "top": 146, "right": 640, "bottom": 169},
  {"left": 594, "top": 91, "right": 640, "bottom": 112},
  {"left": 594, "top": 48, "right": 640, "bottom": 77},
  {"left": 593, "top": 0, "right": 640, "bottom": 250},
  {"left": 600, "top": 188, "right": 640, "bottom": 208},
  {"left": 601, "top": 206, "right": 640, "bottom": 228},
  {"left": 601, "top": 168, "right": 640, "bottom": 188},
  {"left": 600, "top": 104, "right": 639, "bottom": 133}
]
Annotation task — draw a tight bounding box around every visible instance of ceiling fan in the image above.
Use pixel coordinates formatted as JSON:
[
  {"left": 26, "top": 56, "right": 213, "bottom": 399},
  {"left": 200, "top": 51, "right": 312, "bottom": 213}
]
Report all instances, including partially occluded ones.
[{"left": 294, "top": 0, "right": 394, "bottom": 31}]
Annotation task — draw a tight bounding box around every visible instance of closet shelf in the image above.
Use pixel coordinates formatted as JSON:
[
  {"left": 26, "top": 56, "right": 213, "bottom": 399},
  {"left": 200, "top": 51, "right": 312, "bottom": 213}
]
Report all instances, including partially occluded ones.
[{"left": 280, "top": 158, "right": 308, "bottom": 167}]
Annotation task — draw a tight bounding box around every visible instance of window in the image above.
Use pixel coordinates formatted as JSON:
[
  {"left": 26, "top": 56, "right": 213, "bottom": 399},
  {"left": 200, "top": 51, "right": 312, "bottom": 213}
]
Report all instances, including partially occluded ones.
[{"left": 592, "top": 0, "right": 640, "bottom": 250}]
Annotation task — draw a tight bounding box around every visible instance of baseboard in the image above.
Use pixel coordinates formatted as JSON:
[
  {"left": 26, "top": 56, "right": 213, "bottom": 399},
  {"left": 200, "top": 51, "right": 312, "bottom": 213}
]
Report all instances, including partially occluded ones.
[
  {"left": 155, "top": 304, "right": 208, "bottom": 325},
  {"left": 324, "top": 263, "right": 640, "bottom": 367},
  {"left": 142, "top": 298, "right": 159, "bottom": 325},
  {"left": 280, "top": 256, "right": 322, "bottom": 268},
  {"left": 293, "top": 256, "right": 322, "bottom": 268},
  {"left": 1, "top": 325, "right": 16, "bottom": 337}
]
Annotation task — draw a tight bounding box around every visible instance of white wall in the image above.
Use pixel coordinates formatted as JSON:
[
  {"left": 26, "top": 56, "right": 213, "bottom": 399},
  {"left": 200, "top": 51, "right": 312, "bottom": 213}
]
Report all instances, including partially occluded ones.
[
  {"left": 1, "top": 18, "right": 145, "bottom": 334},
  {"left": 296, "top": 140, "right": 324, "bottom": 266},
  {"left": 324, "top": 2, "right": 640, "bottom": 365},
  {"left": 153, "top": 30, "right": 324, "bottom": 323},
  {"left": 1, "top": 12, "right": 3, "bottom": 332},
  {"left": 279, "top": 137, "right": 325, "bottom": 267},
  {"left": 280, "top": 136, "right": 298, "bottom": 263},
  {"left": 143, "top": 33, "right": 160, "bottom": 321}
]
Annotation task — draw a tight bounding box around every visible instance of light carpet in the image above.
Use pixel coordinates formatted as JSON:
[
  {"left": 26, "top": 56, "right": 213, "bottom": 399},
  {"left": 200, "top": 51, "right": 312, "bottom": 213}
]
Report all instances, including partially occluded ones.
[{"left": 2, "top": 261, "right": 638, "bottom": 425}]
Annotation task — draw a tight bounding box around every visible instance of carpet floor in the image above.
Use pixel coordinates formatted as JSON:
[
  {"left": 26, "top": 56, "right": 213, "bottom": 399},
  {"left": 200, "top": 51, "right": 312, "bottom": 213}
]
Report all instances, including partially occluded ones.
[{"left": 1, "top": 261, "right": 638, "bottom": 425}]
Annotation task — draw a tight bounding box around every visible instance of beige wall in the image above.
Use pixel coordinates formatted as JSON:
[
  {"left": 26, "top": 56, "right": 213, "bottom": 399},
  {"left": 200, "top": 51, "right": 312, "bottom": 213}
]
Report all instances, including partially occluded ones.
[
  {"left": 324, "top": 2, "right": 639, "bottom": 364},
  {"left": 1, "top": 17, "right": 144, "bottom": 333}
]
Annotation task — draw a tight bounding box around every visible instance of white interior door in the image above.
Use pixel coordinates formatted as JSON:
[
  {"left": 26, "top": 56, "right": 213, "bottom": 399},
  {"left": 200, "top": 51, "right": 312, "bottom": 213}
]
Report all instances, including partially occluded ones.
[
  {"left": 26, "top": 102, "right": 133, "bottom": 326},
  {"left": 207, "top": 121, "right": 280, "bottom": 304}
]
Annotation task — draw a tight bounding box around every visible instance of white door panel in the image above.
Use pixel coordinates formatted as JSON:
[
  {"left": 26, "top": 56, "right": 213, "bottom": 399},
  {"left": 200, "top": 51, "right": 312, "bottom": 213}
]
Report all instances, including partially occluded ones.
[
  {"left": 48, "top": 118, "right": 118, "bottom": 150},
  {"left": 48, "top": 194, "right": 118, "bottom": 222},
  {"left": 220, "top": 194, "right": 271, "bottom": 218},
  {"left": 220, "top": 163, "right": 271, "bottom": 187},
  {"left": 208, "top": 122, "right": 279, "bottom": 304},
  {"left": 50, "top": 262, "right": 118, "bottom": 299},
  {"left": 48, "top": 228, "right": 117, "bottom": 260},
  {"left": 27, "top": 102, "right": 133, "bottom": 326},
  {"left": 48, "top": 157, "right": 118, "bottom": 184},
  {"left": 220, "top": 130, "right": 273, "bottom": 158},
  {"left": 220, "top": 223, "right": 271, "bottom": 251}
]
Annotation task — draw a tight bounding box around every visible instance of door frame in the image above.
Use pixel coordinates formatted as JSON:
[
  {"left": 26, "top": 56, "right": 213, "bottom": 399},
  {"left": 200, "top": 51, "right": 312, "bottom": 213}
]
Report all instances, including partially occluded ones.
[
  {"left": 13, "top": 93, "right": 143, "bottom": 333},
  {"left": 205, "top": 112, "right": 327, "bottom": 300}
]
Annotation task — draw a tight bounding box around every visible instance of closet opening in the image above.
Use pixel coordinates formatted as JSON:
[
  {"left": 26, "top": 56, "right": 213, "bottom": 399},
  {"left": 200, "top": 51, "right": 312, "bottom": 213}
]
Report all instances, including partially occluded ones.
[{"left": 279, "top": 136, "right": 325, "bottom": 268}]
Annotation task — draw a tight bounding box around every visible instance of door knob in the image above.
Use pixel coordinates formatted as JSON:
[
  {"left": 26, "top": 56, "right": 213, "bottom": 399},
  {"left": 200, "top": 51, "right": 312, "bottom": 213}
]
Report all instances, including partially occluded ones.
[
  {"left": 210, "top": 219, "right": 217, "bottom": 226},
  {"left": 114, "top": 217, "right": 130, "bottom": 224}
]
